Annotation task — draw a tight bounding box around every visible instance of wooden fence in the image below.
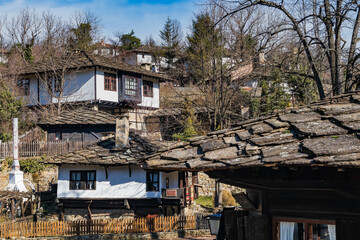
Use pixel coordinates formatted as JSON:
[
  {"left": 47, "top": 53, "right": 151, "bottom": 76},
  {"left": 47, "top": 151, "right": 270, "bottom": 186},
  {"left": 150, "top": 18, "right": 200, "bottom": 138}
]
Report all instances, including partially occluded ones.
[
  {"left": 0, "top": 215, "right": 205, "bottom": 238},
  {"left": 0, "top": 140, "right": 98, "bottom": 158}
]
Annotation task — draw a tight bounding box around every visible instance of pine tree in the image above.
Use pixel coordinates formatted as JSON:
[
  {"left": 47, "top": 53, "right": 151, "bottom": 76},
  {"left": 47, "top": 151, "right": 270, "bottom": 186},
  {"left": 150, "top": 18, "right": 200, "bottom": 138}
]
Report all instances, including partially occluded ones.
[
  {"left": 0, "top": 80, "right": 23, "bottom": 142},
  {"left": 159, "top": 17, "right": 182, "bottom": 70},
  {"left": 120, "top": 30, "right": 141, "bottom": 50},
  {"left": 186, "top": 13, "right": 222, "bottom": 83}
]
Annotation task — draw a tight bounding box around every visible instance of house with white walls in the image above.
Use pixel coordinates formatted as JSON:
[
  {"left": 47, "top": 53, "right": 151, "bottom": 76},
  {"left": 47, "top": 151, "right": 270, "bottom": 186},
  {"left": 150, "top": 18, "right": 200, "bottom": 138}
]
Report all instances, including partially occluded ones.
[
  {"left": 45, "top": 116, "right": 198, "bottom": 218},
  {"left": 17, "top": 51, "right": 170, "bottom": 138}
]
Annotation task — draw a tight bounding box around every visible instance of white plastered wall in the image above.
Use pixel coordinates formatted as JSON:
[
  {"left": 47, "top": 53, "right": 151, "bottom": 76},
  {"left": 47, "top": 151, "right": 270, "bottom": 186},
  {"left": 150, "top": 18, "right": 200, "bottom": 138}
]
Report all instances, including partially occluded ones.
[
  {"left": 57, "top": 164, "right": 178, "bottom": 199},
  {"left": 138, "top": 78, "right": 160, "bottom": 108},
  {"left": 95, "top": 69, "right": 119, "bottom": 102}
]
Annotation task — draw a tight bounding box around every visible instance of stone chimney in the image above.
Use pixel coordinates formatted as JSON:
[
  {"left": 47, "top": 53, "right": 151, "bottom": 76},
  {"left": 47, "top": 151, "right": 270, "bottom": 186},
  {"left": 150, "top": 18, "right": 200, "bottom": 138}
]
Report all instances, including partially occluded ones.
[{"left": 115, "top": 114, "right": 129, "bottom": 148}]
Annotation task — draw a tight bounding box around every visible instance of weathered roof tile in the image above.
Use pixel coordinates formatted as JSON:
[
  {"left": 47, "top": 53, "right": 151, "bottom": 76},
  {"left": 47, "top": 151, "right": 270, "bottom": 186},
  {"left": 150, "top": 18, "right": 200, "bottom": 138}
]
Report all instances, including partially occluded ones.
[
  {"left": 279, "top": 112, "right": 321, "bottom": 123},
  {"left": 203, "top": 147, "right": 239, "bottom": 160},
  {"left": 250, "top": 132, "right": 294, "bottom": 146},
  {"left": 200, "top": 140, "right": 229, "bottom": 152},
  {"left": 251, "top": 123, "right": 273, "bottom": 134},
  {"left": 302, "top": 135, "right": 360, "bottom": 156},
  {"left": 293, "top": 120, "right": 348, "bottom": 136}
]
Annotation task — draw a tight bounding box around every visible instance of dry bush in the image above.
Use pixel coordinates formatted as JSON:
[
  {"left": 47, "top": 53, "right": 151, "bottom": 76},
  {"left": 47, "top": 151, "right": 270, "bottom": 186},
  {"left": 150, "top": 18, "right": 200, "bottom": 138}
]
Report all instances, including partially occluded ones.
[
  {"left": 0, "top": 214, "right": 9, "bottom": 223},
  {"left": 221, "top": 190, "right": 237, "bottom": 206}
]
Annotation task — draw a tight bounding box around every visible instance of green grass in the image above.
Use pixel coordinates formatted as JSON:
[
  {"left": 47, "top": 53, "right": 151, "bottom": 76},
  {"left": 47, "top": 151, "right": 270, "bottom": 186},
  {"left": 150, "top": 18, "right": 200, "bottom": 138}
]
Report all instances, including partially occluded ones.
[{"left": 195, "top": 195, "right": 214, "bottom": 209}]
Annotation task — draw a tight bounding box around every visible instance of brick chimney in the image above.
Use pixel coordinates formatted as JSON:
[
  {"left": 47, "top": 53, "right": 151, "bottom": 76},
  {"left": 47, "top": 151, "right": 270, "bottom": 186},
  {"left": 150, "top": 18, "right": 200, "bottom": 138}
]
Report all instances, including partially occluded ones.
[{"left": 115, "top": 114, "right": 129, "bottom": 148}]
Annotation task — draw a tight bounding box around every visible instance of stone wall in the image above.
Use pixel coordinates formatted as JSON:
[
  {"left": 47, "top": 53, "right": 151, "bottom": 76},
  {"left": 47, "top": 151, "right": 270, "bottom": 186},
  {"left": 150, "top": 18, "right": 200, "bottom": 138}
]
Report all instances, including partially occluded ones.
[
  {"left": 0, "top": 160, "right": 58, "bottom": 191},
  {"left": 197, "top": 171, "right": 244, "bottom": 196},
  {"left": 64, "top": 209, "right": 135, "bottom": 221}
]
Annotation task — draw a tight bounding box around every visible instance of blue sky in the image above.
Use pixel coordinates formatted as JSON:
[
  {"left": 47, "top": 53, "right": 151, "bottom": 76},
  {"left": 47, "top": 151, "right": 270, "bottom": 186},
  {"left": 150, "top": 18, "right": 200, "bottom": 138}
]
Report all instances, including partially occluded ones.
[{"left": 0, "top": 0, "right": 199, "bottom": 43}]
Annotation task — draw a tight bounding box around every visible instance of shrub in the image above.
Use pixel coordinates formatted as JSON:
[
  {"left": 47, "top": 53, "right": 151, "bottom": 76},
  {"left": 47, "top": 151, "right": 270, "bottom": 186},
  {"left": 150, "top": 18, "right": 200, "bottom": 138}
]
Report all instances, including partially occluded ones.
[
  {"left": 7, "top": 157, "right": 45, "bottom": 173},
  {"left": 0, "top": 214, "right": 8, "bottom": 223},
  {"left": 20, "top": 158, "right": 45, "bottom": 173}
]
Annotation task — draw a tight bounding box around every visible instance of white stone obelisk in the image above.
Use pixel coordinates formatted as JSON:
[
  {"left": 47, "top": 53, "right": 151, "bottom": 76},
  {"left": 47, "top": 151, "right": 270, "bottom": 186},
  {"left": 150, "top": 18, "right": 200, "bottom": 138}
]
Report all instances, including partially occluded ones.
[{"left": 5, "top": 118, "right": 27, "bottom": 192}]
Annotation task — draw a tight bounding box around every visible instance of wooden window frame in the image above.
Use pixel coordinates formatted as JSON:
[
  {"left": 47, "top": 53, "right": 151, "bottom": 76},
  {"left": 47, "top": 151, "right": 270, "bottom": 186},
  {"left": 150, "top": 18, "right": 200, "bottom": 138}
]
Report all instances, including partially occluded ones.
[
  {"left": 17, "top": 79, "right": 30, "bottom": 96},
  {"left": 143, "top": 80, "right": 153, "bottom": 98},
  {"left": 47, "top": 77, "right": 53, "bottom": 93},
  {"left": 124, "top": 75, "right": 140, "bottom": 97},
  {"left": 54, "top": 76, "right": 62, "bottom": 93},
  {"left": 104, "top": 72, "right": 117, "bottom": 91},
  {"left": 272, "top": 217, "right": 336, "bottom": 240},
  {"left": 69, "top": 170, "right": 96, "bottom": 190},
  {"left": 146, "top": 171, "right": 159, "bottom": 192}
]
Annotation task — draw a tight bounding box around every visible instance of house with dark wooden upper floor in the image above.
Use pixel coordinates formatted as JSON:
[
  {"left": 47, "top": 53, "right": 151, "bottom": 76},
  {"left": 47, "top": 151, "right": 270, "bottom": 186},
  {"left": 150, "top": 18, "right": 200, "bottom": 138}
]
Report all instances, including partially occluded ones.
[
  {"left": 45, "top": 116, "right": 199, "bottom": 219},
  {"left": 144, "top": 91, "right": 360, "bottom": 240},
  {"left": 16, "top": 51, "right": 170, "bottom": 138}
]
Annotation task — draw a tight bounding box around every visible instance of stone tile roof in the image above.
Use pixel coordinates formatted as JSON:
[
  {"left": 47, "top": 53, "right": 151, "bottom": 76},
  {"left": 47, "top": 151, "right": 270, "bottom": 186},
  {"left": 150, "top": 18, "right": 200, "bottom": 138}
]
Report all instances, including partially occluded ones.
[
  {"left": 45, "top": 133, "right": 163, "bottom": 166},
  {"left": 38, "top": 108, "right": 116, "bottom": 125},
  {"left": 150, "top": 106, "right": 208, "bottom": 117},
  {"left": 143, "top": 91, "right": 360, "bottom": 171},
  {"left": 19, "top": 51, "right": 170, "bottom": 81}
]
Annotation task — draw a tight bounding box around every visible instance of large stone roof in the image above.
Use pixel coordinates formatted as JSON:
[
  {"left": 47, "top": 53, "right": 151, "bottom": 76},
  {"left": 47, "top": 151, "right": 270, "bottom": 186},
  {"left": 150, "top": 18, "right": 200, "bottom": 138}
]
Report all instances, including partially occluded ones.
[
  {"left": 19, "top": 51, "right": 170, "bottom": 81},
  {"left": 45, "top": 133, "right": 164, "bottom": 166},
  {"left": 143, "top": 91, "right": 360, "bottom": 171},
  {"left": 38, "top": 108, "right": 116, "bottom": 125}
]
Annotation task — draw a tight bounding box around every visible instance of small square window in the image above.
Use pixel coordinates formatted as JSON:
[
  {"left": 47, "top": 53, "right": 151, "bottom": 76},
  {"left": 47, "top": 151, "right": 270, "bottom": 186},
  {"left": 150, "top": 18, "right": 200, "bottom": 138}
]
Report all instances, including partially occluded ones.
[{"left": 70, "top": 171, "right": 96, "bottom": 190}]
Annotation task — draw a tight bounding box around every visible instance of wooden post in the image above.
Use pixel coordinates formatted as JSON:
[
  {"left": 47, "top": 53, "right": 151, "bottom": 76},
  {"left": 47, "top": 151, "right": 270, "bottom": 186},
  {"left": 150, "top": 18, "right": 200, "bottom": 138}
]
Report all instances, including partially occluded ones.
[
  {"left": 11, "top": 199, "right": 15, "bottom": 220},
  {"left": 214, "top": 180, "right": 220, "bottom": 208},
  {"left": 21, "top": 200, "right": 24, "bottom": 217}
]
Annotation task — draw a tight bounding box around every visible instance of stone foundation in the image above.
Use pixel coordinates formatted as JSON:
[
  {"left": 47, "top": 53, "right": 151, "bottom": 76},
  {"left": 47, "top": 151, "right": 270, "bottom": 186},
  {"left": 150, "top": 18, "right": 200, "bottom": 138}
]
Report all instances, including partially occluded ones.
[{"left": 63, "top": 208, "right": 135, "bottom": 221}]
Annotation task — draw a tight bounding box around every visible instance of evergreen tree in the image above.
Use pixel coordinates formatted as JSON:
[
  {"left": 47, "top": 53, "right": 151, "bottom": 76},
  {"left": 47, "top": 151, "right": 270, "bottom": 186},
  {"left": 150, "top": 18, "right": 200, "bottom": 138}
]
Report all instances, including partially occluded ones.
[
  {"left": 187, "top": 13, "right": 223, "bottom": 83},
  {"left": 69, "top": 23, "right": 93, "bottom": 50},
  {"left": 120, "top": 30, "right": 141, "bottom": 50},
  {"left": 255, "top": 69, "right": 291, "bottom": 115},
  {"left": 0, "top": 80, "right": 23, "bottom": 142},
  {"left": 159, "top": 17, "right": 182, "bottom": 70}
]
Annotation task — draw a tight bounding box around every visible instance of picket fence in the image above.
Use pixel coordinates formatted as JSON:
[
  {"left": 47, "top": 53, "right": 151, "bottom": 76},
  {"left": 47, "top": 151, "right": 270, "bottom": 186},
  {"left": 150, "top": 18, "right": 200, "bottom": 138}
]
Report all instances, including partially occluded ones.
[
  {"left": 0, "top": 140, "right": 98, "bottom": 158},
  {"left": 0, "top": 215, "right": 204, "bottom": 238}
]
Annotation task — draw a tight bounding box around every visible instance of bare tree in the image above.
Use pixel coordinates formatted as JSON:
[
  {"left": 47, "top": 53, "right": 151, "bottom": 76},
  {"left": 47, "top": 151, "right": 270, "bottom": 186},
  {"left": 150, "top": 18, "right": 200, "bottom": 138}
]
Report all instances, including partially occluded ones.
[
  {"left": 210, "top": 0, "right": 360, "bottom": 97},
  {"left": 7, "top": 8, "right": 42, "bottom": 62},
  {"left": 184, "top": 5, "right": 270, "bottom": 129}
]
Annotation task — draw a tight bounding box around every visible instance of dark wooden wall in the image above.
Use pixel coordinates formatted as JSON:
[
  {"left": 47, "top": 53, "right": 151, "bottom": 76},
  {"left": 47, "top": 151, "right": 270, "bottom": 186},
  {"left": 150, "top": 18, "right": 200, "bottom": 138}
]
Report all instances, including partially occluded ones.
[
  {"left": 45, "top": 124, "right": 115, "bottom": 141},
  {"left": 208, "top": 167, "right": 360, "bottom": 240}
]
